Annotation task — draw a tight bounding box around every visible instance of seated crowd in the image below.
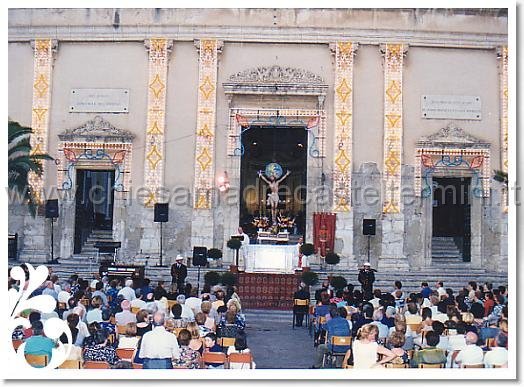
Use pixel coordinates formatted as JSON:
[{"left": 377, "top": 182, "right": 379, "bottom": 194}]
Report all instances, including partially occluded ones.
[
  {"left": 308, "top": 279, "right": 508, "bottom": 369},
  {"left": 10, "top": 267, "right": 254, "bottom": 369}
]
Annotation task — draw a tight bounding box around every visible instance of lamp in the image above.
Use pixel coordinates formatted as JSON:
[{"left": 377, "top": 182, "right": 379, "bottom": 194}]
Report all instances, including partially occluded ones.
[{"left": 217, "top": 171, "right": 230, "bottom": 193}]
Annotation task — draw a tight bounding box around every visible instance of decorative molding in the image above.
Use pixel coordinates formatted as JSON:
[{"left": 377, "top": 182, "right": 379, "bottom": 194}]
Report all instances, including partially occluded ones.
[
  {"left": 193, "top": 39, "right": 219, "bottom": 209},
  {"left": 9, "top": 25, "right": 507, "bottom": 49},
  {"left": 417, "top": 123, "right": 490, "bottom": 148},
  {"left": 143, "top": 38, "right": 172, "bottom": 207},
  {"left": 382, "top": 43, "right": 406, "bottom": 214},
  {"left": 28, "top": 38, "right": 57, "bottom": 205},
  {"left": 58, "top": 115, "right": 135, "bottom": 143},
  {"left": 224, "top": 65, "right": 327, "bottom": 97},
  {"left": 228, "top": 65, "right": 325, "bottom": 85},
  {"left": 227, "top": 108, "right": 325, "bottom": 159},
  {"left": 498, "top": 45, "right": 508, "bottom": 213},
  {"left": 331, "top": 42, "right": 357, "bottom": 212}
]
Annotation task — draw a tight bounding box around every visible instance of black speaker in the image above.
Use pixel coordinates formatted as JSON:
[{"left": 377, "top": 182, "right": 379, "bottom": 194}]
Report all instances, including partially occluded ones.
[
  {"left": 363, "top": 219, "right": 376, "bottom": 236},
  {"left": 154, "top": 203, "right": 169, "bottom": 222},
  {"left": 45, "top": 199, "right": 59, "bottom": 218},
  {"left": 192, "top": 246, "right": 208, "bottom": 266}
]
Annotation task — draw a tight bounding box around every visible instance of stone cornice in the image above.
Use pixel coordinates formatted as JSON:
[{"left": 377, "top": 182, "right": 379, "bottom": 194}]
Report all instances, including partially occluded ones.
[
  {"left": 8, "top": 25, "right": 507, "bottom": 49},
  {"left": 417, "top": 123, "right": 490, "bottom": 149}
]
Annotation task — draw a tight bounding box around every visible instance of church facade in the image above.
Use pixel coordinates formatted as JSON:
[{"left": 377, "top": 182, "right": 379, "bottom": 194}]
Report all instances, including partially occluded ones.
[{"left": 8, "top": 8, "right": 509, "bottom": 273}]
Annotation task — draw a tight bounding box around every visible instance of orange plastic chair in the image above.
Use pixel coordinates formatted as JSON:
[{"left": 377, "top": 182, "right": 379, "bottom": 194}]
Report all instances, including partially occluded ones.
[
  {"left": 116, "top": 348, "right": 135, "bottom": 361},
  {"left": 202, "top": 351, "right": 228, "bottom": 368},
  {"left": 58, "top": 359, "right": 82, "bottom": 369},
  {"left": 218, "top": 337, "right": 236, "bottom": 348},
  {"left": 83, "top": 360, "right": 111, "bottom": 369},
  {"left": 25, "top": 354, "right": 49, "bottom": 367},
  {"left": 228, "top": 352, "right": 253, "bottom": 369}
]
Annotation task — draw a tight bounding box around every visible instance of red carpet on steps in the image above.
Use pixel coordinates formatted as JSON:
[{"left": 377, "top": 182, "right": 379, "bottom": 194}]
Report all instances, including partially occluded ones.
[{"left": 237, "top": 273, "right": 300, "bottom": 310}]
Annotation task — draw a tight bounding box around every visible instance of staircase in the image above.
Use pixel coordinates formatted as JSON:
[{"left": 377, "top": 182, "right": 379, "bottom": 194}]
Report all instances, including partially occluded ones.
[{"left": 431, "top": 237, "right": 463, "bottom": 266}]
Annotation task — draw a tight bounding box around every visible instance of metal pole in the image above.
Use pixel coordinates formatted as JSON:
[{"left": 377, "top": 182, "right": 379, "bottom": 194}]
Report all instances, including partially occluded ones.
[
  {"left": 367, "top": 235, "right": 371, "bottom": 262},
  {"left": 159, "top": 222, "right": 163, "bottom": 266},
  {"left": 50, "top": 218, "right": 54, "bottom": 262},
  {"left": 197, "top": 265, "right": 201, "bottom": 296}
]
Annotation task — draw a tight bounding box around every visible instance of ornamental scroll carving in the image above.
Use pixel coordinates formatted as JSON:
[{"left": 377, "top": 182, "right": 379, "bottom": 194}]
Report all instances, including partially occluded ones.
[
  {"left": 228, "top": 65, "right": 325, "bottom": 85},
  {"left": 417, "top": 124, "right": 489, "bottom": 148},
  {"left": 58, "top": 116, "right": 135, "bottom": 143}
]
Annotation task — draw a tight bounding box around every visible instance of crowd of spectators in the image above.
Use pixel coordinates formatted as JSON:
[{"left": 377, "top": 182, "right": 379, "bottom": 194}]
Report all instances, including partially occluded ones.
[
  {"left": 310, "top": 279, "right": 508, "bottom": 369},
  {"left": 10, "top": 266, "right": 253, "bottom": 369}
]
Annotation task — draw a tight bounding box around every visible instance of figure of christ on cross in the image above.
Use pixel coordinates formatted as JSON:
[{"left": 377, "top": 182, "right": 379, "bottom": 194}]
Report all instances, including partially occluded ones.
[{"left": 258, "top": 169, "right": 291, "bottom": 225}]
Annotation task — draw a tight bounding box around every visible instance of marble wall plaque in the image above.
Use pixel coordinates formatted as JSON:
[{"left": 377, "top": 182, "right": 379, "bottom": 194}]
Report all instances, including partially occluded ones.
[
  {"left": 70, "top": 89, "right": 129, "bottom": 113},
  {"left": 421, "top": 95, "right": 481, "bottom": 120}
]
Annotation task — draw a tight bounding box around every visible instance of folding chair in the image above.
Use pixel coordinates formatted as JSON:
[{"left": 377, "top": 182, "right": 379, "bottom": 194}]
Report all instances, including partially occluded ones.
[
  {"left": 308, "top": 305, "right": 315, "bottom": 336},
  {"left": 83, "top": 360, "right": 111, "bottom": 369},
  {"left": 116, "top": 325, "right": 128, "bottom": 335},
  {"left": 25, "top": 354, "right": 49, "bottom": 367},
  {"left": 313, "top": 316, "right": 327, "bottom": 346},
  {"left": 385, "top": 363, "right": 409, "bottom": 368},
  {"left": 167, "top": 300, "right": 178, "bottom": 310},
  {"left": 131, "top": 307, "right": 141, "bottom": 314},
  {"left": 228, "top": 352, "right": 253, "bottom": 369},
  {"left": 322, "top": 336, "right": 352, "bottom": 368},
  {"left": 58, "top": 359, "right": 82, "bottom": 369},
  {"left": 418, "top": 363, "right": 444, "bottom": 368},
  {"left": 463, "top": 364, "right": 485, "bottom": 368},
  {"left": 202, "top": 351, "right": 228, "bottom": 368},
  {"left": 292, "top": 299, "right": 309, "bottom": 329},
  {"left": 218, "top": 337, "right": 236, "bottom": 349},
  {"left": 132, "top": 363, "right": 143, "bottom": 369},
  {"left": 116, "top": 348, "right": 136, "bottom": 361}
]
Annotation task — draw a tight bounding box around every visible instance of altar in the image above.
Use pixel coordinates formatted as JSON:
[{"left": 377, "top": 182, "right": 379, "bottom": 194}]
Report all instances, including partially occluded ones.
[{"left": 244, "top": 244, "right": 297, "bottom": 274}]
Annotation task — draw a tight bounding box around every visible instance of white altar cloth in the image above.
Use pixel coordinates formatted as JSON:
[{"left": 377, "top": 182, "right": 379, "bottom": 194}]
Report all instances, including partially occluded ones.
[{"left": 244, "top": 244, "right": 297, "bottom": 274}]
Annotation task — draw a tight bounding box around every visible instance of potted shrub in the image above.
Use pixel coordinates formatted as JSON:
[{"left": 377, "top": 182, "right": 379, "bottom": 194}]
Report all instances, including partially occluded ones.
[
  {"left": 301, "top": 270, "right": 319, "bottom": 288},
  {"left": 221, "top": 271, "right": 237, "bottom": 287},
  {"left": 330, "top": 275, "right": 347, "bottom": 292},
  {"left": 204, "top": 271, "right": 221, "bottom": 287}
]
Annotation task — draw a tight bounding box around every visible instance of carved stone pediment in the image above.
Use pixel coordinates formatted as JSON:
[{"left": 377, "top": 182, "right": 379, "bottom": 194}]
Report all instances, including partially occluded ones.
[
  {"left": 417, "top": 123, "right": 490, "bottom": 148},
  {"left": 58, "top": 116, "right": 135, "bottom": 143},
  {"left": 228, "top": 65, "right": 325, "bottom": 85},
  {"left": 223, "top": 65, "right": 327, "bottom": 99}
]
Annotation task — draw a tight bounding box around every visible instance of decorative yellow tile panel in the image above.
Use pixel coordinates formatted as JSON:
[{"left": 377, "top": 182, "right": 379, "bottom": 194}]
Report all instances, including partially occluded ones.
[
  {"left": 193, "top": 40, "right": 220, "bottom": 209},
  {"left": 499, "top": 46, "right": 508, "bottom": 213},
  {"left": 332, "top": 41, "right": 356, "bottom": 212},
  {"left": 382, "top": 43, "right": 406, "bottom": 214},
  {"left": 143, "top": 38, "right": 172, "bottom": 207},
  {"left": 29, "top": 39, "right": 56, "bottom": 205}
]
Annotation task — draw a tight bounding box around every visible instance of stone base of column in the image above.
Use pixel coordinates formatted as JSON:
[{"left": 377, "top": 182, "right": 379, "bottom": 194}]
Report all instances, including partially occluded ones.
[
  {"left": 335, "top": 211, "right": 358, "bottom": 270},
  {"left": 19, "top": 214, "right": 49, "bottom": 264},
  {"left": 190, "top": 209, "right": 214, "bottom": 250},
  {"left": 379, "top": 213, "right": 408, "bottom": 271}
]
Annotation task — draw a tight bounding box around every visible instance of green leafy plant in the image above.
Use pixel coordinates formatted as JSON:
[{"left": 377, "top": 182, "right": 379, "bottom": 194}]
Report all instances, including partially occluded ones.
[
  {"left": 301, "top": 270, "right": 319, "bottom": 286},
  {"left": 221, "top": 271, "right": 237, "bottom": 286},
  {"left": 325, "top": 252, "right": 341, "bottom": 265},
  {"left": 207, "top": 248, "right": 223, "bottom": 260},
  {"left": 204, "top": 271, "right": 221, "bottom": 286},
  {"left": 8, "top": 120, "right": 53, "bottom": 217},
  {"left": 300, "top": 243, "right": 315, "bottom": 257},
  {"left": 227, "top": 238, "right": 242, "bottom": 250},
  {"left": 330, "top": 275, "right": 347, "bottom": 291},
  {"left": 493, "top": 169, "right": 508, "bottom": 186}
]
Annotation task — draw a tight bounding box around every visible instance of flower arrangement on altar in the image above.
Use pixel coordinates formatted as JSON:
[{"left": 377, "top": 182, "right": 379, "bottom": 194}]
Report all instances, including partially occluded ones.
[
  {"left": 277, "top": 214, "right": 295, "bottom": 231},
  {"left": 252, "top": 216, "right": 270, "bottom": 230}
]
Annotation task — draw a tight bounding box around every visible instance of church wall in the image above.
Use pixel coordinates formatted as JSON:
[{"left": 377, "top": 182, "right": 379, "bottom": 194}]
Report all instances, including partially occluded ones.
[{"left": 403, "top": 46, "right": 501, "bottom": 169}]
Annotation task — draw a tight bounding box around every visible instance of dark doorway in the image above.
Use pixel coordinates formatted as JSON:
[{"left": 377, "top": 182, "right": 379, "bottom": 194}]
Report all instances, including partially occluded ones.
[
  {"left": 239, "top": 126, "right": 308, "bottom": 240},
  {"left": 74, "top": 169, "right": 115, "bottom": 254},
  {"left": 432, "top": 177, "right": 471, "bottom": 261}
]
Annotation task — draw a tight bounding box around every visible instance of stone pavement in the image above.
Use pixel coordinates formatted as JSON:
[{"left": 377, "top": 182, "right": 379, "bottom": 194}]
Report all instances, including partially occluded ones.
[{"left": 243, "top": 309, "right": 315, "bottom": 369}]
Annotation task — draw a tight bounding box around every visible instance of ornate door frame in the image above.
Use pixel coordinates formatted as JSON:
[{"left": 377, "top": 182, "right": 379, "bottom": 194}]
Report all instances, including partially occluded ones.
[
  {"left": 415, "top": 124, "right": 491, "bottom": 268},
  {"left": 56, "top": 116, "right": 135, "bottom": 259}
]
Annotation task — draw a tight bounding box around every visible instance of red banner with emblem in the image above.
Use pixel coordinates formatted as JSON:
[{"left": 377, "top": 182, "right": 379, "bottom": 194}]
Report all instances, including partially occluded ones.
[{"left": 313, "top": 212, "right": 336, "bottom": 256}]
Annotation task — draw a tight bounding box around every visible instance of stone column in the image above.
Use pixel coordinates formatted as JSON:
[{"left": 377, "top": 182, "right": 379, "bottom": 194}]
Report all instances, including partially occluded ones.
[
  {"left": 329, "top": 42, "right": 358, "bottom": 269},
  {"left": 379, "top": 43, "right": 409, "bottom": 271},
  {"left": 191, "top": 40, "right": 222, "bottom": 251}
]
